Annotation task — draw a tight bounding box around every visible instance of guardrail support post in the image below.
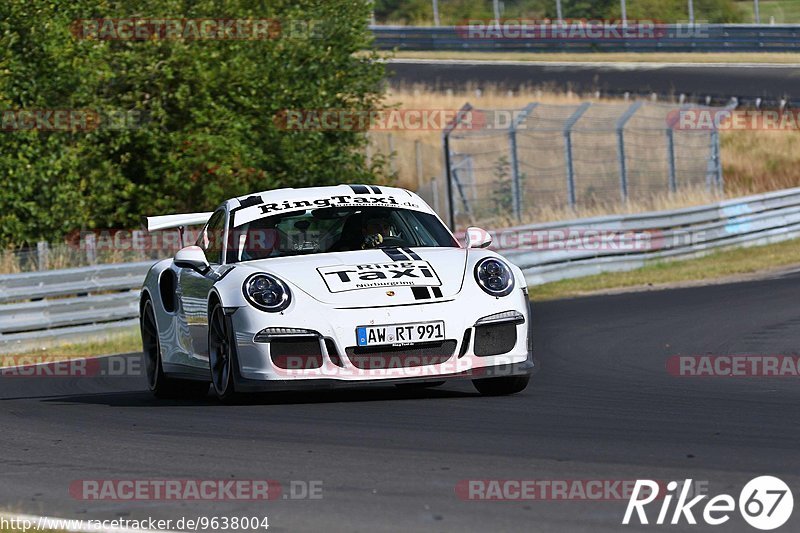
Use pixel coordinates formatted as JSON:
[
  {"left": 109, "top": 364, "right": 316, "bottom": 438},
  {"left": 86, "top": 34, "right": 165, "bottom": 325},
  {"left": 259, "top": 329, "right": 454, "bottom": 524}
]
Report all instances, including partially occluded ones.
[
  {"left": 615, "top": 101, "right": 642, "bottom": 203},
  {"left": 666, "top": 128, "right": 677, "bottom": 193},
  {"left": 509, "top": 103, "right": 537, "bottom": 223},
  {"left": 563, "top": 103, "right": 591, "bottom": 208}
]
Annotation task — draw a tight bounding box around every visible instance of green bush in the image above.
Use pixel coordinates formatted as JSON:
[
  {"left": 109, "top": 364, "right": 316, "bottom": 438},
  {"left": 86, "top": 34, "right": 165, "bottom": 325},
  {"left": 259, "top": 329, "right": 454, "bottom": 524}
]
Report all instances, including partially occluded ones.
[{"left": 0, "top": 0, "right": 386, "bottom": 246}]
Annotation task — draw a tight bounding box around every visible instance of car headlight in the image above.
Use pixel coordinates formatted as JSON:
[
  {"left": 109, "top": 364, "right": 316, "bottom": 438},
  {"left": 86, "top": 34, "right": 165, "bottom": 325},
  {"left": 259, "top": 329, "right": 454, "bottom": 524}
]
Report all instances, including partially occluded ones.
[
  {"left": 243, "top": 273, "right": 291, "bottom": 312},
  {"left": 474, "top": 258, "right": 515, "bottom": 297}
]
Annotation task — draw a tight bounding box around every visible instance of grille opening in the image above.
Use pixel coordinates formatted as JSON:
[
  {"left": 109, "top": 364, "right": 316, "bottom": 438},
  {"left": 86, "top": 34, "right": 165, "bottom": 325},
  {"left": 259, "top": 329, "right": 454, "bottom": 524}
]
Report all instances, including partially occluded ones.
[
  {"left": 324, "top": 338, "right": 344, "bottom": 367},
  {"left": 345, "top": 340, "right": 457, "bottom": 370},
  {"left": 474, "top": 323, "right": 517, "bottom": 356},
  {"left": 458, "top": 328, "right": 472, "bottom": 358},
  {"left": 270, "top": 337, "right": 323, "bottom": 370}
]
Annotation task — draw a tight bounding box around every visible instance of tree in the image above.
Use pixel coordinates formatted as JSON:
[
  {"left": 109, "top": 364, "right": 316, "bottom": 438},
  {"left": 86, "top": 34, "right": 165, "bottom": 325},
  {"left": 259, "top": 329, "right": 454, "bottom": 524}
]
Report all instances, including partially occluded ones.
[{"left": 0, "top": 0, "right": 387, "bottom": 246}]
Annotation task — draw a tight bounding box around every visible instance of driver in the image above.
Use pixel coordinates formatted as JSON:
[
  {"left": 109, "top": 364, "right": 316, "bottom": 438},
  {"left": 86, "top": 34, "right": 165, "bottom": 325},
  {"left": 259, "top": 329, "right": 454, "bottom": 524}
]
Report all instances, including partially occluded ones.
[{"left": 361, "top": 215, "right": 396, "bottom": 249}]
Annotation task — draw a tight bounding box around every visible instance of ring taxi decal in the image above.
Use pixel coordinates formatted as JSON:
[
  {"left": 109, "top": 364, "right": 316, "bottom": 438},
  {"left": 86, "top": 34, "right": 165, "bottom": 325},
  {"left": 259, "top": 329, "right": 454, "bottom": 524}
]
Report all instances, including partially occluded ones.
[{"left": 317, "top": 260, "right": 442, "bottom": 293}]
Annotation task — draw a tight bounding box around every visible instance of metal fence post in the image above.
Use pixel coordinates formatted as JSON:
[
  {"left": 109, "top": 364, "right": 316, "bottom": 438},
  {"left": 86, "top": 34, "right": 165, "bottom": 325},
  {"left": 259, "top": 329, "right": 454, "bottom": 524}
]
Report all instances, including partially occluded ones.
[
  {"left": 714, "top": 130, "right": 724, "bottom": 191},
  {"left": 706, "top": 130, "right": 722, "bottom": 193},
  {"left": 442, "top": 103, "right": 473, "bottom": 229},
  {"left": 563, "top": 103, "right": 591, "bottom": 208},
  {"left": 85, "top": 233, "right": 97, "bottom": 265},
  {"left": 666, "top": 128, "right": 677, "bottom": 193},
  {"left": 442, "top": 128, "right": 454, "bottom": 228},
  {"left": 387, "top": 133, "right": 396, "bottom": 176},
  {"left": 615, "top": 101, "right": 642, "bottom": 203},
  {"left": 509, "top": 127, "right": 522, "bottom": 223},
  {"left": 508, "top": 103, "right": 537, "bottom": 223},
  {"left": 37, "top": 241, "right": 49, "bottom": 271},
  {"left": 430, "top": 176, "right": 440, "bottom": 215},
  {"left": 414, "top": 139, "right": 424, "bottom": 190}
]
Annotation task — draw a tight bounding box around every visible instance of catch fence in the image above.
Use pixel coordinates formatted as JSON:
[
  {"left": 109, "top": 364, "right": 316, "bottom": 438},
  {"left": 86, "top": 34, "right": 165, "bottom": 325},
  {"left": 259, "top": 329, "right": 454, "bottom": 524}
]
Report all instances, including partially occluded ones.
[{"left": 440, "top": 101, "right": 729, "bottom": 228}]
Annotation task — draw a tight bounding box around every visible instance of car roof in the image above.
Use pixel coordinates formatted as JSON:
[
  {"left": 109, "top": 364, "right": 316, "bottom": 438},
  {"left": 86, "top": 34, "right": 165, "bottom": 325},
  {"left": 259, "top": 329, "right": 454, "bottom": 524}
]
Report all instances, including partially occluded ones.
[{"left": 226, "top": 184, "right": 433, "bottom": 214}]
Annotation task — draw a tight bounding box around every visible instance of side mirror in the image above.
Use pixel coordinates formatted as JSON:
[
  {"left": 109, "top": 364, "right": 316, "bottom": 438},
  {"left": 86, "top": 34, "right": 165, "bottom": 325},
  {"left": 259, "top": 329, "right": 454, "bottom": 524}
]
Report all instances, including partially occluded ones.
[
  {"left": 465, "top": 227, "right": 492, "bottom": 249},
  {"left": 174, "top": 245, "right": 210, "bottom": 273}
]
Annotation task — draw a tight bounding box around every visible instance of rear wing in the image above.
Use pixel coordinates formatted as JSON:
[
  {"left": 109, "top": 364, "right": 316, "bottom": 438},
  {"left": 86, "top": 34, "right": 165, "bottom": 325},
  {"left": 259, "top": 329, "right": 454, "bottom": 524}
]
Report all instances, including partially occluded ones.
[
  {"left": 143, "top": 212, "right": 213, "bottom": 232},
  {"left": 143, "top": 212, "right": 214, "bottom": 248}
]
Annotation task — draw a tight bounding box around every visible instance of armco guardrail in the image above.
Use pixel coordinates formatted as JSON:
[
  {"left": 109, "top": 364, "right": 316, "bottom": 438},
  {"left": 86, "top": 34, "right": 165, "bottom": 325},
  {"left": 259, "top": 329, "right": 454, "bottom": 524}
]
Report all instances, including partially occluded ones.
[
  {"left": 372, "top": 24, "right": 800, "bottom": 52},
  {"left": 3, "top": 187, "right": 800, "bottom": 352},
  {"left": 496, "top": 187, "right": 800, "bottom": 285},
  {"left": 0, "top": 261, "right": 154, "bottom": 353}
]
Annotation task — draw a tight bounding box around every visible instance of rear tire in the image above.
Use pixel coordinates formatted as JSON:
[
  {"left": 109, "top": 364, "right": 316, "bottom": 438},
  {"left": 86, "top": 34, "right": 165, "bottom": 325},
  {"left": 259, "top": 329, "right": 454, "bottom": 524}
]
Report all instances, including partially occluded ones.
[
  {"left": 141, "top": 299, "right": 209, "bottom": 399},
  {"left": 472, "top": 375, "right": 530, "bottom": 396}
]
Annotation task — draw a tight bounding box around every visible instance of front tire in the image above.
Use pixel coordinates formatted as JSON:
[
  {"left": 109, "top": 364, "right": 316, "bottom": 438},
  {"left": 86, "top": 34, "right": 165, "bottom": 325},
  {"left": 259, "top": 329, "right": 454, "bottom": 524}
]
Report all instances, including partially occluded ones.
[
  {"left": 472, "top": 375, "right": 530, "bottom": 396},
  {"left": 141, "top": 299, "right": 208, "bottom": 399},
  {"left": 209, "top": 303, "right": 238, "bottom": 402}
]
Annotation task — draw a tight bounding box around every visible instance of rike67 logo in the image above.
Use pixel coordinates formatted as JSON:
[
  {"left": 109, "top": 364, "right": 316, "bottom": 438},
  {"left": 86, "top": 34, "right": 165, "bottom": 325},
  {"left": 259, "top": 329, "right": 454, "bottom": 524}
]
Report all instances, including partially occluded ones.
[{"left": 623, "top": 476, "right": 793, "bottom": 530}]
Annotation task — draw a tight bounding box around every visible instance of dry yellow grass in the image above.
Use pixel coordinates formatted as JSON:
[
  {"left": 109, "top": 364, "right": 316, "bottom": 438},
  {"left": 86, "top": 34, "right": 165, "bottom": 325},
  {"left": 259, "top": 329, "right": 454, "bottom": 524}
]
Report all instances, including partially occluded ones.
[
  {"left": 0, "top": 243, "right": 159, "bottom": 274},
  {"left": 476, "top": 186, "right": 724, "bottom": 228},
  {"left": 0, "top": 251, "right": 21, "bottom": 274},
  {"left": 721, "top": 129, "right": 800, "bottom": 194},
  {"left": 2, "top": 327, "right": 141, "bottom": 358}
]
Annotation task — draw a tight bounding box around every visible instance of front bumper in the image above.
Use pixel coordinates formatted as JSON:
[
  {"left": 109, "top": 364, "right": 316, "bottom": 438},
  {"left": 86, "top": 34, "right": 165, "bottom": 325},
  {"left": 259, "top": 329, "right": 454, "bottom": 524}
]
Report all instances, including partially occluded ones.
[
  {"left": 228, "top": 291, "right": 533, "bottom": 391},
  {"left": 231, "top": 359, "right": 534, "bottom": 393}
]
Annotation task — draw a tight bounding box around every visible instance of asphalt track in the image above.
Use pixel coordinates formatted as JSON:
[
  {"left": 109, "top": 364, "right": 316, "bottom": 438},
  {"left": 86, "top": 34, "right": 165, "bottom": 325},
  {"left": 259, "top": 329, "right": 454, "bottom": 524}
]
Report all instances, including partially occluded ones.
[
  {"left": 2, "top": 271, "right": 800, "bottom": 532},
  {"left": 387, "top": 59, "right": 800, "bottom": 106}
]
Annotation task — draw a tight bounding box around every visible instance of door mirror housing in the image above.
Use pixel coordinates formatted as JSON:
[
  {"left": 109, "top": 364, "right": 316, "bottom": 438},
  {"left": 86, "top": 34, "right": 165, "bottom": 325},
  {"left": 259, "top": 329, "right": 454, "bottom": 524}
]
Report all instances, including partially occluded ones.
[
  {"left": 174, "top": 245, "right": 210, "bottom": 273},
  {"left": 465, "top": 227, "right": 492, "bottom": 249}
]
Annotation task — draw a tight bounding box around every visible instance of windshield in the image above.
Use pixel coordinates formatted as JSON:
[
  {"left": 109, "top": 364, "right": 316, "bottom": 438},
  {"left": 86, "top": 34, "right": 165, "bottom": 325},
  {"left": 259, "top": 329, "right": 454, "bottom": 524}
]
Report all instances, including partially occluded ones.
[{"left": 227, "top": 206, "right": 458, "bottom": 263}]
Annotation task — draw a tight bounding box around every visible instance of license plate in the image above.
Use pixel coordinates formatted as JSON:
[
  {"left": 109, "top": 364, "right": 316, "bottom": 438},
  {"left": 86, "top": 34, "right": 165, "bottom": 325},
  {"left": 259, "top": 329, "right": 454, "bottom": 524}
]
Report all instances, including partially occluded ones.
[{"left": 356, "top": 321, "right": 445, "bottom": 347}]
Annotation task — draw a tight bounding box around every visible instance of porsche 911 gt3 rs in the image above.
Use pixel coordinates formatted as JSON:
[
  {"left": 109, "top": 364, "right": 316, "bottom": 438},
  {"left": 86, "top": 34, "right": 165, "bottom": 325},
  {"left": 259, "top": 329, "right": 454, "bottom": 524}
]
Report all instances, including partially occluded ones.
[{"left": 140, "top": 185, "right": 533, "bottom": 400}]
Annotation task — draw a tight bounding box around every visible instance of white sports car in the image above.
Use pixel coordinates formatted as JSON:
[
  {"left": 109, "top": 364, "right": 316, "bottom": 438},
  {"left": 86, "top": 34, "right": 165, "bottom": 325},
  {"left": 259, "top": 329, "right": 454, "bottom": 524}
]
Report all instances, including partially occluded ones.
[{"left": 140, "top": 185, "right": 533, "bottom": 401}]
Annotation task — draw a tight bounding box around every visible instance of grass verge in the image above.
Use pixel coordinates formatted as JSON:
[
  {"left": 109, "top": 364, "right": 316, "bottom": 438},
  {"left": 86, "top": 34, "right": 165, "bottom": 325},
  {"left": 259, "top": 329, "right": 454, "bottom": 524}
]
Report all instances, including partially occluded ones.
[
  {"left": 529, "top": 236, "right": 800, "bottom": 301},
  {"left": 389, "top": 51, "right": 800, "bottom": 64},
  {"left": 2, "top": 326, "right": 141, "bottom": 362}
]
